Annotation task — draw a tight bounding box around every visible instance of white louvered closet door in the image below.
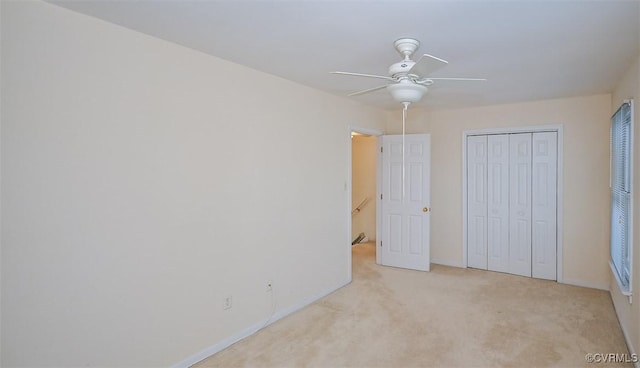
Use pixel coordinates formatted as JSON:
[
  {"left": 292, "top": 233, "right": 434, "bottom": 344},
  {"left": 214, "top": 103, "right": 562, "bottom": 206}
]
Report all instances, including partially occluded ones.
[{"left": 466, "top": 132, "right": 557, "bottom": 280}]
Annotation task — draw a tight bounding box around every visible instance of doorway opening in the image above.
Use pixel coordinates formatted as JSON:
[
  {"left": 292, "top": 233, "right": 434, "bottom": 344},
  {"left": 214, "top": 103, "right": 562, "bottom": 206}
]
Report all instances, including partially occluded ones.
[{"left": 348, "top": 127, "right": 382, "bottom": 278}]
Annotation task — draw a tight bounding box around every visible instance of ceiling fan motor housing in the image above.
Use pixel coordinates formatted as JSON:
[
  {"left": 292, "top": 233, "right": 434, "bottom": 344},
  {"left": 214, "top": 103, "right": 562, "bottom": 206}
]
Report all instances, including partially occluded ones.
[{"left": 388, "top": 60, "right": 416, "bottom": 78}]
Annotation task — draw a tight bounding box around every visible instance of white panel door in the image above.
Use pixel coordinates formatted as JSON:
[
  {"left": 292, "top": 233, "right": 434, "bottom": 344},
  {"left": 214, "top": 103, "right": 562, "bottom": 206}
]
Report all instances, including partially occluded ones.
[
  {"left": 467, "top": 136, "right": 488, "bottom": 270},
  {"left": 380, "top": 134, "right": 431, "bottom": 271},
  {"left": 487, "top": 134, "right": 510, "bottom": 273},
  {"left": 532, "top": 132, "right": 557, "bottom": 280},
  {"left": 509, "top": 133, "right": 532, "bottom": 277}
]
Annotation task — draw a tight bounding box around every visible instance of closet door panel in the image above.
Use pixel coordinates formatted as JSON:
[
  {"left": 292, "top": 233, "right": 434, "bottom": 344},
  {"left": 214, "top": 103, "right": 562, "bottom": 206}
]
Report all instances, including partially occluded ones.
[
  {"left": 509, "top": 133, "right": 532, "bottom": 277},
  {"left": 467, "top": 136, "right": 488, "bottom": 270},
  {"left": 487, "top": 134, "right": 510, "bottom": 273},
  {"left": 532, "top": 132, "right": 557, "bottom": 280}
]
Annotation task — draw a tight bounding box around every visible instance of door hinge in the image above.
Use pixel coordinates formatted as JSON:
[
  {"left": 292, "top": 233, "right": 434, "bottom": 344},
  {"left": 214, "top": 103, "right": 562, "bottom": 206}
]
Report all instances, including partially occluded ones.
[
  {"left": 380, "top": 194, "right": 383, "bottom": 200},
  {"left": 380, "top": 241, "right": 382, "bottom": 247},
  {"left": 380, "top": 146, "right": 383, "bottom": 153}
]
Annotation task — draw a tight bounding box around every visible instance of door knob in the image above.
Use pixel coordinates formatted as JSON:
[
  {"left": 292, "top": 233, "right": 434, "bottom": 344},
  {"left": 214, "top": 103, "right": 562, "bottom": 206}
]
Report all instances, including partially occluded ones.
[{"left": 423, "top": 207, "right": 429, "bottom": 212}]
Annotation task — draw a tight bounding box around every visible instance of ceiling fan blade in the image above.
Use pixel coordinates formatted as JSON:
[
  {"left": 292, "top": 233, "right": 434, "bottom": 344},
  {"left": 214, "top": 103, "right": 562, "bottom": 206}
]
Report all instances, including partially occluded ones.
[
  {"left": 408, "top": 54, "right": 449, "bottom": 77},
  {"left": 348, "top": 84, "right": 389, "bottom": 97},
  {"left": 427, "top": 77, "right": 487, "bottom": 81},
  {"left": 331, "top": 71, "right": 395, "bottom": 81}
]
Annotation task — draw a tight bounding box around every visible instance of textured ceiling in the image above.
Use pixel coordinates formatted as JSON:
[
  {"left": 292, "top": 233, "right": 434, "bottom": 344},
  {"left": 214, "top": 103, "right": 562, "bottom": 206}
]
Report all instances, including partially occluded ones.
[{"left": 50, "top": 0, "right": 639, "bottom": 110}]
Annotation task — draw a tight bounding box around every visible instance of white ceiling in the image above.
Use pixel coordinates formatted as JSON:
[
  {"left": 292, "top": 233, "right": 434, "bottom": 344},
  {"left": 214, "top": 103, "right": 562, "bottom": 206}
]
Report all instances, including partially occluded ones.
[{"left": 50, "top": 0, "right": 639, "bottom": 110}]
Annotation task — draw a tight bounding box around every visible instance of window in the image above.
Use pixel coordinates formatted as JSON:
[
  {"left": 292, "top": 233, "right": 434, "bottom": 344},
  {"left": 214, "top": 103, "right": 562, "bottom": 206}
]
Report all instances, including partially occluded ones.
[{"left": 611, "top": 100, "right": 633, "bottom": 295}]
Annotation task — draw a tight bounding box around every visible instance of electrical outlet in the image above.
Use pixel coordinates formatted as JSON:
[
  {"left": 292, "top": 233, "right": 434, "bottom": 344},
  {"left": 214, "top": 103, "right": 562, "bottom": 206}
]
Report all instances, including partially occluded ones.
[{"left": 224, "top": 295, "right": 232, "bottom": 310}]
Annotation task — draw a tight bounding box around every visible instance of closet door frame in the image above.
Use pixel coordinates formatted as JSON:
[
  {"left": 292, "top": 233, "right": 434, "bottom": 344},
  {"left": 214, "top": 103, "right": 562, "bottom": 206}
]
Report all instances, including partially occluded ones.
[{"left": 462, "top": 124, "right": 564, "bottom": 283}]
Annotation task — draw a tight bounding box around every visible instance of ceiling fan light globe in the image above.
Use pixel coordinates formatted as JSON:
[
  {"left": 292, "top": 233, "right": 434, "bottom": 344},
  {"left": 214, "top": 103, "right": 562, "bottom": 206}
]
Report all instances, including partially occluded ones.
[{"left": 386, "top": 83, "right": 427, "bottom": 103}]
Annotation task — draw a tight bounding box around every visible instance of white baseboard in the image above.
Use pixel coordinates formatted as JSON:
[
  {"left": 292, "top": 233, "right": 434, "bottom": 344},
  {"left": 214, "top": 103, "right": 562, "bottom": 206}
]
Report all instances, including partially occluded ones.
[
  {"left": 430, "top": 258, "right": 464, "bottom": 268},
  {"left": 609, "top": 277, "right": 639, "bottom": 368},
  {"left": 561, "top": 277, "right": 609, "bottom": 291},
  {"left": 621, "top": 323, "right": 640, "bottom": 368},
  {"left": 613, "top": 300, "right": 639, "bottom": 368},
  {"left": 173, "top": 279, "right": 351, "bottom": 368}
]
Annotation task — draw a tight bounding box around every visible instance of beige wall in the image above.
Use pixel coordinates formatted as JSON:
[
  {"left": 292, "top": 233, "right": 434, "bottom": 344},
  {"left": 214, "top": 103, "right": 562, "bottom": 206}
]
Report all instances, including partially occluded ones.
[
  {"left": 387, "top": 94, "right": 612, "bottom": 289},
  {"left": 0, "top": 1, "right": 385, "bottom": 366},
  {"left": 610, "top": 55, "right": 640, "bottom": 358},
  {"left": 351, "top": 135, "right": 377, "bottom": 242}
]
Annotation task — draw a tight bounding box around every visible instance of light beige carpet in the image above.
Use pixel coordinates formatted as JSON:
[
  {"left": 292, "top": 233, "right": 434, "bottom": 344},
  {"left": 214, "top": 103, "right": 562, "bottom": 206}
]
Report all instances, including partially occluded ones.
[{"left": 195, "top": 242, "right": 631, "bottom": 367}]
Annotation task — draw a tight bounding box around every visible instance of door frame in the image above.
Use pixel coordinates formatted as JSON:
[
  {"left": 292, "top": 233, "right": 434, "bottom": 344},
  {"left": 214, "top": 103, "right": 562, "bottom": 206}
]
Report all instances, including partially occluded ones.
[
  {"left": 461, "top": 124, "right": 564, "bottom": 282},
  {"left": 347, "top": 125, "right": 384, "bottom": 280}
]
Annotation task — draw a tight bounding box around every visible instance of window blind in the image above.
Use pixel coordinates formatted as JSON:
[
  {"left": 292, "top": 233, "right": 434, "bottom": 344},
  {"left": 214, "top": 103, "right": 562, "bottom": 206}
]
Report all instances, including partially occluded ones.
[{"left": 611, "top": 101, "right": 632, "bottom": 293}]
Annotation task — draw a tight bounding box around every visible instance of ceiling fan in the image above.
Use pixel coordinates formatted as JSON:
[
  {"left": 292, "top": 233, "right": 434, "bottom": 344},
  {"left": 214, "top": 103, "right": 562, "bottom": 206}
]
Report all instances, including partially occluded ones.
[
  {"left": 331, "top": 38, "right": 485, "bottom": 105},
  {"left": 334, "top": 38, "right": 485, "bottom": 199}
]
